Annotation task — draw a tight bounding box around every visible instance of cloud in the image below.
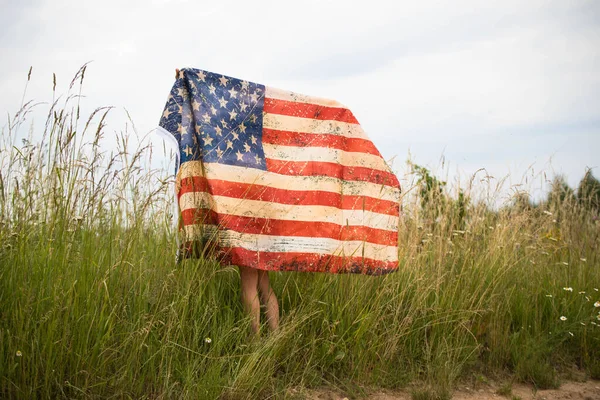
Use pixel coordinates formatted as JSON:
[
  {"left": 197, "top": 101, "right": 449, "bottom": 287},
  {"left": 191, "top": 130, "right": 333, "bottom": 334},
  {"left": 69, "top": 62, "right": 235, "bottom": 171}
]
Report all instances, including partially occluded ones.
[{"left": 0, "top": 0, "right": 599, "bottom": 200}]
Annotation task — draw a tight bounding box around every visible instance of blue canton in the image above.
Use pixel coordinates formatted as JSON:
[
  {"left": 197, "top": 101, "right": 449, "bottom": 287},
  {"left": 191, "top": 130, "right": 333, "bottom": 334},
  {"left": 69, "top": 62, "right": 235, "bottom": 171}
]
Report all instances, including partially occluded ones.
[{"left": 159, "top": 68, "right": 266, "bottom": 170}]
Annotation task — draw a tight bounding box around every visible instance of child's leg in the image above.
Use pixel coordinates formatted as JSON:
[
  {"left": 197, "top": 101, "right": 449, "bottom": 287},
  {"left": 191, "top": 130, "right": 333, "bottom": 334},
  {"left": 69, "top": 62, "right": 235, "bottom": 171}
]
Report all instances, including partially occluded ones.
[
  {"left": 257, "top": 270, "right": 280, "bottom": 331},
  {"left": 238, "top": 265, "right": 260, "bottom": 335}
]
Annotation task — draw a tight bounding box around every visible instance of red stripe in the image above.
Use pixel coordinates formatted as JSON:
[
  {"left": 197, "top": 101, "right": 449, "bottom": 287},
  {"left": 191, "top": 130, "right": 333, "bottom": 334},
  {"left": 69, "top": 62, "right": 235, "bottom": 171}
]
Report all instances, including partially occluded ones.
[
  {"left": 217, "top": 247, "right": 398, "bottom": 275},
  {"left": 178, "top": 176, "right": 400, "bottom": 216},
  {"left": 264, "top": 98, "right": 359, "bottom": 124},
  {"left": 266, "top": 159, "right": 400, "bottom": 187},
  {"left": 181, "top": 209, "right": 398, "bottom": 246},
  {"left": 262, "top": 128, "right": 381, "bottom": 156}
]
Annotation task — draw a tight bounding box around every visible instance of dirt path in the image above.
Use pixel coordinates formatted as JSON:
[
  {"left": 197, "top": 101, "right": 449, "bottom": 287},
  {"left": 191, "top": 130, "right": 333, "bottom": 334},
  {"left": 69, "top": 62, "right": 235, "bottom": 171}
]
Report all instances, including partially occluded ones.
[{"left": 306, "top": 380, "right": 600, "bottom": 400}]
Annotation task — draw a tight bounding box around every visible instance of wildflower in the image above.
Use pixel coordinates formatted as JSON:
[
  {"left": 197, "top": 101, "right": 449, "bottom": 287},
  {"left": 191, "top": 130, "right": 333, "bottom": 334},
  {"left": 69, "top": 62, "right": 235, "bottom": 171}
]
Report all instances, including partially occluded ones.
[
  {"left": 594, "top": 301, "right": 600, "bottom": 308},
  {"left": 579, "top": 291, "right": 586, "bottom": 294},
  {"left": 541, "top": 251, "right": 550, "bottom": 255},
  {"left": 72, "top": 216, "right": 83, "bottom": 222},
  {"left": 16, "top": 351, "right": 22, "bottom": 357},
  {"left": 597, "top": 314, "right": 600, "bottom": 321},
  {"left": 580, "top": 322, "right": 586, "bottom": 326},
  {"left": 580, "top": 258, "right": 587, "bottom": 262},
  {"left": 560, "top": 316, "right": 567, "bottom": 321},
  {"left": 560, "top": 262, "right": 569, "bottom": 266},
  {"left": 545, "top": 294, "right": 553, "bottom": 298},
  {"left": 595, "top": 288, "right": 599, "bottom": 292},
  {"left": 204, "top": 337, "right": 212, "bottom": 344},
  {"left": 563, "top": 287, "right": 573, "bottom": 292},
  {"left": 543, "top": 210, "right": 553, "bottom": 216},
  {"left": 568, "top": 332, "right": 574, "bottom": 337}
]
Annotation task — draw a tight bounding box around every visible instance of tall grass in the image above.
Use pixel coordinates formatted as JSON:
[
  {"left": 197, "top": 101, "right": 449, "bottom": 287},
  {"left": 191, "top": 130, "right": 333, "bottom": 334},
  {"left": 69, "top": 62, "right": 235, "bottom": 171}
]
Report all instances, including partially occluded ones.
[{"left": 1, "top": 69, "right": 599, "bottom": 399}]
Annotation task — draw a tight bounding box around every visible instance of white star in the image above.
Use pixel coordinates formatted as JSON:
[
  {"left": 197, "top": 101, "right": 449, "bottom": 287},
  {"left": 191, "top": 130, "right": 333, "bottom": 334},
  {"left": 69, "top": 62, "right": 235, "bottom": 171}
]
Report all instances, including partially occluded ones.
[
  {"left": 192, "top": 100, "right": 200, "bottom": 112},
  {"left": 183, "top": 145, "right": 193, "bottom": 157},
  {"left": 220, "top": 119, "right": 229, "bottom": 128},
  {"left": 215, "top": 126, "right": 222, "bottom": 136},
  {"left": 236, "top": 150, "right": 243, "bottom": 161},
  {"left": 177, "top": 87, "right": 188, "bottom": 99},
  {"left": 219, "top": 75, "right": 229, "bottom": 86},
  {"left": 208, "top": 84, "right": 216, "bottom": 95},
  {"left": 238, "top": 122, "right": 246, "bottom": 133},
  {"left": 196, "top": 70, "right": 206, "bottom": 81},
  {"left": 162, "top": 108, "right": 171, "bottom": 119},
  {"left": 195, "top": 124, "right": 203, "bottom": 134},
  {"left": 241, "top": 80, "right": 249, "bottom": 91},
  {"left": 243, "top": 142, "right": 251, "bottom": 152},
  {"left": 250, "top": 91, "right": 259, "bottom": 103},
  {"left": 231, "top": 131, "right": 239, "bottom": 141},
  {"left": 228, "top": 87, "right": 238, "bottom": 98},
  {"left": 228, "top": 109, "right": 238, "bottom": 120},
  {"left": 254, "top": 154, "right": 261, "bottom": 163},
  {"left": 204, "top": 135, "right": 214, "bottom": 146},
  {"left": 218, "top": 96, "right": 228, "bottom": 108},
  {"left": 226, "top": 140, "right": 233, "bottom": 150},
  {"left": 250, "top": 135, "right": 257, "bottom": 144},
  {"left": 177, "top": 123, "right": 184, "bottom": 135},
  {"left": 249, "top": 114, "right": 257, "bottom": 123},
  {"left": 216, "top": 147, "right": 223, "bottom": 158},
  {"left": 202, "top": 113, "right": 211, "bottom": 123},
  {"left": 210, "top": 105, "right": 217, "bottom": 115},
  {"left": 177, "top": 104, "right": 183, "bottom": 114},
  {"left": 240, "top": 102, "right": 248, "bottom": 112},
  {"left": 178, "top": 70, "right": 185, "bottom": 79}
]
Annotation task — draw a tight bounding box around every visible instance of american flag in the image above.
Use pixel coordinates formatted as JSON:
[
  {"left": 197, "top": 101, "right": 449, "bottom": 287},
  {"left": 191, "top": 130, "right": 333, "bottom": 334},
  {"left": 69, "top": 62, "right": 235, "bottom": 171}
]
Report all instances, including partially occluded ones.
[{"left": 159, "top": 68, "right": 400, "bottom": 275}]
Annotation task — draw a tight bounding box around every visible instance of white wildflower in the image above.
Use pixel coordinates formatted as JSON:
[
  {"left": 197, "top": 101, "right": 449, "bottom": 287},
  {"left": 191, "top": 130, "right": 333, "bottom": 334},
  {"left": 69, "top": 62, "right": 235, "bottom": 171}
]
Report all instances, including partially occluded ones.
[
  {"left": 594, "top": 301, "right": 600, "bottom": 308},
  {"left": 579, "top": 291, "right": 586, "bottom": 294},
  {"left": 204, "top": 337, "right": 212, "bottom": 344},
  {"left": 543, "top": 210, "right": 553, "bottom": 216},
  {"left": 560, "top": 316, "right": 567, "bottom": 321},
  {"left": 16, "top": 351, "right": 22, "bottom": 357},
  {"left": 563, "top": 287, "right": 573, "bottom": 292},
  {"left": 568, "top": 332, "right": 574, "bottom": 337},
  {"left": 545, "top": 294, "right": 553, "bottom": 298},
  {"left": 580, "top": 258, "right": 587, "bottom": 262}
]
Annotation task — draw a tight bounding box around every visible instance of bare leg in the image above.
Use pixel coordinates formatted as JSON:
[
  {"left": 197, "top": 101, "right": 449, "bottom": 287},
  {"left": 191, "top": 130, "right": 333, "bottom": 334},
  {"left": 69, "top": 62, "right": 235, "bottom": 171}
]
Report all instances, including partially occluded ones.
[
  {"left": 258, "top": 270, "right": 280, "bottom": 331},
  {"left": 238, "top": 266, "right": 260, "bottom": 335}
]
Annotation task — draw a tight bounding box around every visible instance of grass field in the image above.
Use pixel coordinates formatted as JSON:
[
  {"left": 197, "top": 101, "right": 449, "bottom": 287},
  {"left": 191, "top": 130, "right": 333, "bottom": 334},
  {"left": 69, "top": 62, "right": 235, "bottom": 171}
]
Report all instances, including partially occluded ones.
[{"left": 1, "top": 70, "right": 599, "bottom": 399}]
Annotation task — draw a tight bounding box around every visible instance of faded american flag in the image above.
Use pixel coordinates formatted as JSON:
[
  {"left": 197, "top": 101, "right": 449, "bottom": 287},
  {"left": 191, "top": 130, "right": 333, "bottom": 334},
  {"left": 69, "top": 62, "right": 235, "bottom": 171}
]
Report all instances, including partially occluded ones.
[{"left": 158, "top": 68, "right": 400, "bottom": 275}]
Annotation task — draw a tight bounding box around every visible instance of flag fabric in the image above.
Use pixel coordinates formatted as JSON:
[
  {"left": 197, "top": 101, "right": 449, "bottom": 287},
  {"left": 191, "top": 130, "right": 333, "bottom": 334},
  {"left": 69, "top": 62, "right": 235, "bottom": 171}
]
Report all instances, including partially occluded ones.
[{"left": 158, "top": 68, "right": 401, "bottom": 275}]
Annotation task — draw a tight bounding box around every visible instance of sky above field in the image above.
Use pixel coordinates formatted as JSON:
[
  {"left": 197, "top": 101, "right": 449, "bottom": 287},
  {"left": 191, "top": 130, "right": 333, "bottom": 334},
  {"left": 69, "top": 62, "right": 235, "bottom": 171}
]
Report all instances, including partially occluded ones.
[{"left": 1, "top": 0, "right": 599, "bottom": 202}]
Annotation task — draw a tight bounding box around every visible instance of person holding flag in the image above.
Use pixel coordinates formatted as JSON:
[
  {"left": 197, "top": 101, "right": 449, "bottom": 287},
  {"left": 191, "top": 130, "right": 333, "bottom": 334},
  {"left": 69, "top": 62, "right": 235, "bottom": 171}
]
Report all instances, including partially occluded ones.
[{"left": 158, "top": 68, "right": 401, "bottom": 335}]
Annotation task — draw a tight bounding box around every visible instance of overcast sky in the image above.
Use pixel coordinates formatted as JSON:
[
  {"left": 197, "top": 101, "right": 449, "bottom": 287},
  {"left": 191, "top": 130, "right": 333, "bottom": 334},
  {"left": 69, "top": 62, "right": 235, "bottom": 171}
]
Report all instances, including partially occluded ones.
[{"left": 1, "top": 0, "right": 599, "bottom": 203}]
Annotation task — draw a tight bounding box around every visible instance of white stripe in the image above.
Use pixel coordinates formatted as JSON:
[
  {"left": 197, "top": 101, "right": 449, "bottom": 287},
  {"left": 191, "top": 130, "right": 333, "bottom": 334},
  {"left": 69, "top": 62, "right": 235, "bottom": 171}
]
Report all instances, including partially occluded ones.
[
  {"left": 265, "top": 86, "right": 344, "bottom": 108},
  {"left": 263, "top": 113, "right": 367, "bottom": 139},
  {"left": 263, "top": 143, "right": 391, "bottom": 172},
  {"left": 178, "top": 161, "right": 401, "bottom": 202},
  {"left": 184, "top": 225, "right": 398, "bottom": 262},
  {"left": 179, "top": 192, "right": 399, "bottom": 232}
]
